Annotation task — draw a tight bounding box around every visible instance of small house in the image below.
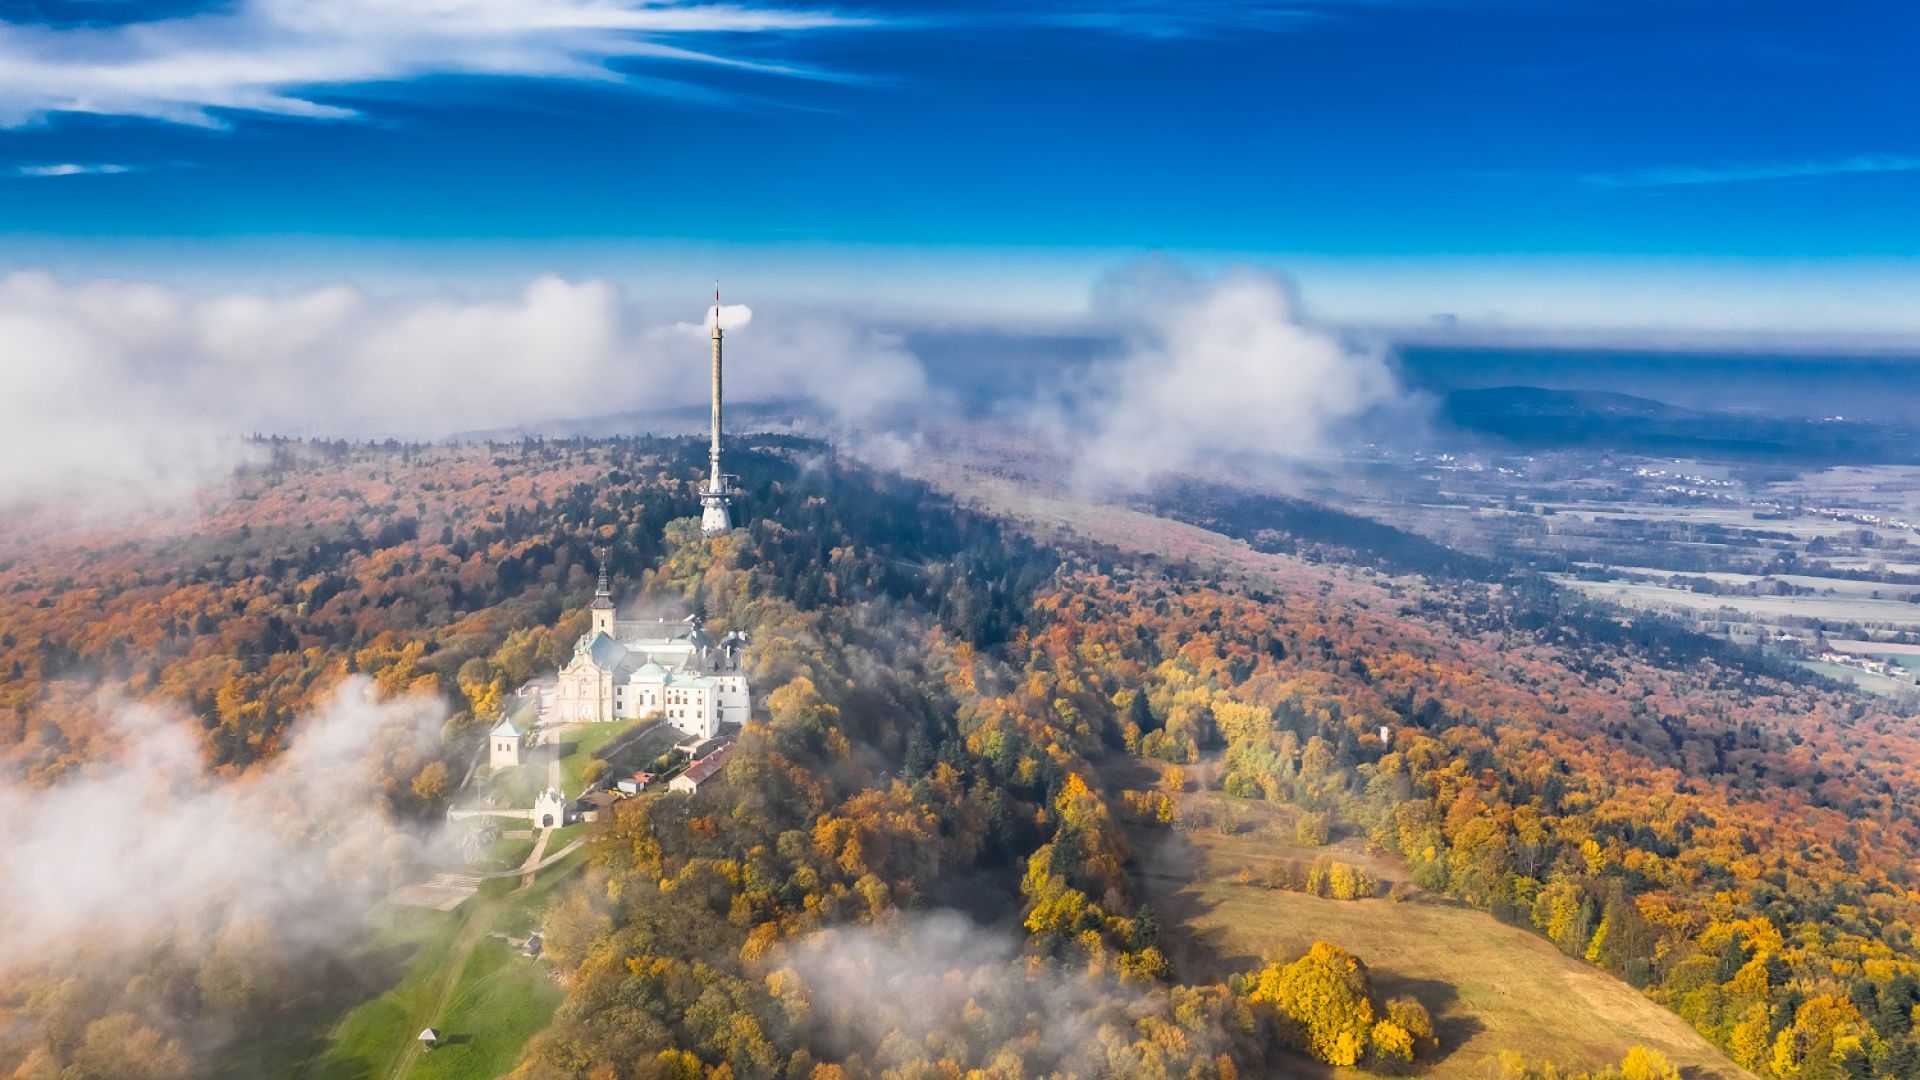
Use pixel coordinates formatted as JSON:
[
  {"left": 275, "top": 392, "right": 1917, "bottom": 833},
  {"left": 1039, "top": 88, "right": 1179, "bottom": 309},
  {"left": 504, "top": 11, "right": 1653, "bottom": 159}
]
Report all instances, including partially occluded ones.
[
  {"left": 616, "top": 771, "right": 655, "bottom": 795},
  {"left": 418, "top": 1028, "right": 441, "bottom": 1051},
  {"left": 669, "top": 744, "right": 732, "bottom": 795},
  {"left": 576, "top": 790, "right": 621, "bottom": 822}
]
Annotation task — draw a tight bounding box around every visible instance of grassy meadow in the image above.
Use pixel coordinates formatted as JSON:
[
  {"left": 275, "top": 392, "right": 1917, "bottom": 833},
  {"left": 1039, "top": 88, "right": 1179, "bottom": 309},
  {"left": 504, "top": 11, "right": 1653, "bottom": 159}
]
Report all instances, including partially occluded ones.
[
  {"left": 212, "top": 844, "right": 588, "bottom": 1080},
  {"left": 1127, "top": 792, "right": 1752, "bottom": 1080}
]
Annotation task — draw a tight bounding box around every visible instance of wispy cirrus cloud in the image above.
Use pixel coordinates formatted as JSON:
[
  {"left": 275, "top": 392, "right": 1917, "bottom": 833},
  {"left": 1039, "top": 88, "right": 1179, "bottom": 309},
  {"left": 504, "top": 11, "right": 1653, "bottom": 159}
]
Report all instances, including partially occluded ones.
[
  {"left": 0, "top": 0, "right": 880, "bottom": 128},
  {"left": 0, "top": 0, "right": 1387, "bottom": 129},
  {"left": 12, "top": 162, "right": 133, "bottom": 177},
  {"left": 1583, "top": 153, "right": 1920, "bottom": 188}
]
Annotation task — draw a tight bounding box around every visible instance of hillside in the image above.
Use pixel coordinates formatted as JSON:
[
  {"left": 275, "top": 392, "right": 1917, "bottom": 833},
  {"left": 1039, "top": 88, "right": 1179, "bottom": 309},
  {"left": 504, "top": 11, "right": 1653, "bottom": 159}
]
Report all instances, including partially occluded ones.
[
  {"left": 3, "top": 437, "right": 1919, "bottom": 1079},
  {"left": 1127, "top": 793, "right": 1747, "bottom": 1080},
  {"left": 1439, "top": 385, "right": 1920, "bottom": 463}
]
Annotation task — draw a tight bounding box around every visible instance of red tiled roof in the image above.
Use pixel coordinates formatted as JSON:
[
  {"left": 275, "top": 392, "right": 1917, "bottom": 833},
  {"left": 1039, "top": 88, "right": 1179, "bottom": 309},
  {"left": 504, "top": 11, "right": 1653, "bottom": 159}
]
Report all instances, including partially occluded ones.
[{"left": 675, "top": 745, "right": 732, "bottom": 786}]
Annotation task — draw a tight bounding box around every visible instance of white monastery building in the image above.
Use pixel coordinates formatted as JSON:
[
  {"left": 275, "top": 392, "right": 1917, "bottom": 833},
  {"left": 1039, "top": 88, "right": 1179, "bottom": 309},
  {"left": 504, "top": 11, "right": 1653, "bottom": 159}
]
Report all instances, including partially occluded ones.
[
  {"left": 551, "top": 567, "right": 750, "bottom": 740},
  {"left": 548, "top": 291, "right": 748, "bottom": 741},
  {"left": 552, "top": 294, "right": 744, "bottom": 745}
]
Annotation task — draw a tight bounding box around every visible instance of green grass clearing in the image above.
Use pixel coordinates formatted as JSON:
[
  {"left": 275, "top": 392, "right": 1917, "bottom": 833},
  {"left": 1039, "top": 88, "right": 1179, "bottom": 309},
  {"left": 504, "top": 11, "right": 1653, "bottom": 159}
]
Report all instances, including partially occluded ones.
[
  {"left": 474, "top": 835, "right": 536, "bottom": 873},
  {"left": 555, "top": 719, "right": 637, "bottom": 792},
  {"left": 407, "top": 938, "right": 563, "bottom": 1080},
  {"left": 210, "top": 836, "right": 587, "bottom": 1080},
  {"left": 1798, "top": 659, "right": 1913, "bottom": 697}
]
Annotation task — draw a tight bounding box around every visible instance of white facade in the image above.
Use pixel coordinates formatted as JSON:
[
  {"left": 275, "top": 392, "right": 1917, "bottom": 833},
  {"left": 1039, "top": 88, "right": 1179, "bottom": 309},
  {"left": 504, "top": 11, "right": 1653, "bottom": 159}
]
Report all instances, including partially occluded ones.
[
  {"left": 533, "top": 787, "right": 567, "bottom": 829},
  {"left": 489, "top": 718, "right": 525, "bottom": 769},
  {"left": 552, "top": 597, "right": 751, "bottom": 741}
]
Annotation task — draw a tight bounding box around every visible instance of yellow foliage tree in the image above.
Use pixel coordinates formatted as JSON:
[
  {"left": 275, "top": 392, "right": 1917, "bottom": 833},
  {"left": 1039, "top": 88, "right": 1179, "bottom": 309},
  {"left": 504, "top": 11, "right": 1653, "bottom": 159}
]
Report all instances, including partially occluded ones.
[
  {"left": 1249, "top": 941, "right": 1375, "bottom": 1066},
  {"left": 1162, "top": 765, "right": 1188, "bottom": 794},
  {"left": 1369, "top": 1020, "right": 1416, "bottom": 1070},
  {"left": 1619, "top": 1045, "right": 1679, "bottom": 1080},
  {"left": 1385, "top": 996, "right": 1437, "bottom": 1056}
]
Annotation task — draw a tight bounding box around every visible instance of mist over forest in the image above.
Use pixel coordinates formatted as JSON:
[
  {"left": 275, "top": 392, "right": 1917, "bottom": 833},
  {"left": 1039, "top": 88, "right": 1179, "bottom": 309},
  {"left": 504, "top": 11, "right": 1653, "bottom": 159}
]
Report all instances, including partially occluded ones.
[{"left": 5, "top": 1, "right": 1917, "bottom": 1077}]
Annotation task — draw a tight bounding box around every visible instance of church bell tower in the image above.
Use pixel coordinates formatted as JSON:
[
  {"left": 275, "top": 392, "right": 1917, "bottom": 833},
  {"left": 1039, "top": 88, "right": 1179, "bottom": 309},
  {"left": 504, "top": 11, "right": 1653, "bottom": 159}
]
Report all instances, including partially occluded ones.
[
  {"left": 700, "top": 285, "right": 736, "bottom": 536},
  {"left": 590, "top": 561, "right": 615, "bottom": 637}
]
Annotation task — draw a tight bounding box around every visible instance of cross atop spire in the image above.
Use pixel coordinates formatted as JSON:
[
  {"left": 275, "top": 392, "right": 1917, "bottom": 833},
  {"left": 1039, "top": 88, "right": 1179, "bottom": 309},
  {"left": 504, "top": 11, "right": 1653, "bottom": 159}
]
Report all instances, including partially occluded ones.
[{"left": 591, "top": 558, "right": 614, "bottom": 612}]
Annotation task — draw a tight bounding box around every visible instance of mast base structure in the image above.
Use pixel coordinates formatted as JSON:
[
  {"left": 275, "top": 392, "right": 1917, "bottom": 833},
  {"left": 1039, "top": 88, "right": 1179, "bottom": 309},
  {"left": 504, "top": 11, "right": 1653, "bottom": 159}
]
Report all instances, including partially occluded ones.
[{"left": 699, "top": 473, "right": 735, "bottom": 536}]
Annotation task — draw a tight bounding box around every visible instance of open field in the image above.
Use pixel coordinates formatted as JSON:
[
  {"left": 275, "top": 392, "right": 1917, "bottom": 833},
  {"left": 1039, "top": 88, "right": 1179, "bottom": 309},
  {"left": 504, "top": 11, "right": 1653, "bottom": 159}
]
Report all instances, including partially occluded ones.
[
  {"left": 1561, "top": 505, "right": 1919, "bottom": 546},
  {"left": 1129, "top": 809, "right": 1749, "bottom": 1080},
  {"left": 212, "top": 843, "right": 586, "bottom": 1080},
  {"left": 407, "top": 936, "right": 564, "bottom": 1080},
  {"left": 1797, "top": 660, "right": 1912, "bottom": 697},
  {"left": 1577, "top": 566, "right": 1920, "bottom": 601},
  {"left": 1832, "top": 639, "right": 1920, "bottom": 655},
  {"left": 1821, "top": 559, "right": 1920, "bottom": 576},
  {"left": 1550, "top": 575, "right": 1920, "bottom": 629}
]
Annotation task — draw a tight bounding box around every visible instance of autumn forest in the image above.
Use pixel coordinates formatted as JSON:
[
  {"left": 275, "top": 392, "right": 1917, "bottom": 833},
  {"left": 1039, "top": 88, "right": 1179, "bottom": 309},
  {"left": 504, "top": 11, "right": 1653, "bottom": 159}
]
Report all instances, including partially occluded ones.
[{"left": 3, "top": 435, "right": 1919, "bottom": 1080}]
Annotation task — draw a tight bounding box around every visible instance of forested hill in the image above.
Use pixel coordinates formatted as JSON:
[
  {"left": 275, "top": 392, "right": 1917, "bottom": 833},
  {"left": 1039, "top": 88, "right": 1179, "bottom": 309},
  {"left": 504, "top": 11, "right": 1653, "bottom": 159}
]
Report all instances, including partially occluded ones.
[
  {"left": 0, "top": 435, "right": 1049, "bottom": 781},
  {"left": 3, "top": 437, "right": 1918, "bottom": 1079}
]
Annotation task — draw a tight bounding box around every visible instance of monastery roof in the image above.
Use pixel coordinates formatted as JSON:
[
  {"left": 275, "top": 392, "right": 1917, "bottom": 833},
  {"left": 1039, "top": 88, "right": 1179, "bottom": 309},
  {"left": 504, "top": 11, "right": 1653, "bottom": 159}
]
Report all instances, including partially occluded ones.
[
  {"left": 631, "top": 660, "right": 668, "bottom": 679},
  {"left": 613, "top": 617, "right": 716, "bottom": 648},
  {"left": 582, "top": 631, "right": 627, "bottom": 669},
  {"left": 489, "top": 717, "right": 522, "bottom": 738}
]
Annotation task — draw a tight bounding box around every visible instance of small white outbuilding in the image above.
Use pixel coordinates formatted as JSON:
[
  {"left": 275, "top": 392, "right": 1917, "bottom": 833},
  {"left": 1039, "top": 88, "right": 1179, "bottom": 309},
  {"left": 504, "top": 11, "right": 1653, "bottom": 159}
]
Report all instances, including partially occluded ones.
[
  {"left": 533, "top": 787, "right": 567, "bottom": 829},
  {"left": 490, "top": 717, "right": 525, "bottom": 769}
]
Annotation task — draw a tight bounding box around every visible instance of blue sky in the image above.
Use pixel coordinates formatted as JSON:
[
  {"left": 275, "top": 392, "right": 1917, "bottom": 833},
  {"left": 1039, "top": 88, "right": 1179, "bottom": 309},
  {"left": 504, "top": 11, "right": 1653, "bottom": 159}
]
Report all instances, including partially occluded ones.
[{"left": 1, "top": 0, "right": 1916, "bottom": 335}]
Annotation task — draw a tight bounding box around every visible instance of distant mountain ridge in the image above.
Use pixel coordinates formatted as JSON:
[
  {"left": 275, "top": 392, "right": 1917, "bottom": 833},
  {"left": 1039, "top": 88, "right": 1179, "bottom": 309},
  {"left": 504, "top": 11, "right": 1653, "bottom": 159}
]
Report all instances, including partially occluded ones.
[
  {"left": 1445, "top": 385, "right": 1697, "bottom": 421},
  {"left": 1439, "top": 384, "right": 1920, "bottom": 463}
]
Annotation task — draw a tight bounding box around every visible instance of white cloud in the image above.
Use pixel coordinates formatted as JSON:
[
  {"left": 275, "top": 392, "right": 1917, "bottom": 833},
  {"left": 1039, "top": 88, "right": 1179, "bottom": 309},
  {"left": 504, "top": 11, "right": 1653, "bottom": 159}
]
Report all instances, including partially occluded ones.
[
  {"left": 1059, "top": 260, "right": 1404, "bottom": 487},
  {"left": 12, "top": 162, "right": 133, "bottom": 177},
  {"left": 1582, "top": 153, "right": 1920, "bottom": 188},
  {"left": 775, "top": 911, "right": 1230, "bottom": 1074},
  {"left": 0, "top": 678, "right": 445, "bottom": 977},
  {"left": 0, "top": 271, "right": 926, "bottom": 508},
  {"left": 0, "top": 0, "right": 876, "bottom": 128}
]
